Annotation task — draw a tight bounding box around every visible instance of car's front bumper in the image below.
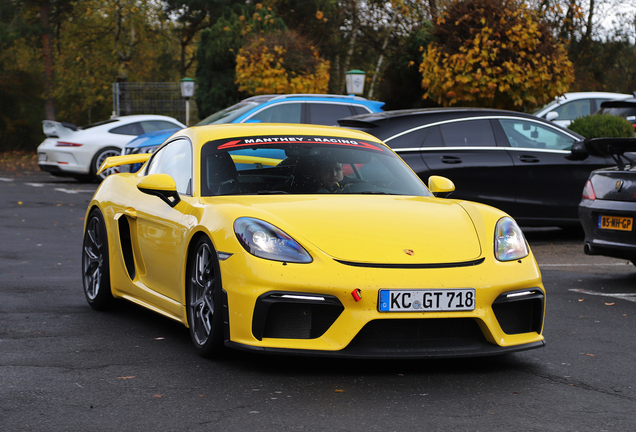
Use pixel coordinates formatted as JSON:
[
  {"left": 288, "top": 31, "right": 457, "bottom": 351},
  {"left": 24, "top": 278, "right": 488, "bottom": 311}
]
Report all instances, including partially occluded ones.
[{"left": 219, "top": 250, "right": 546, "bottom": 358}]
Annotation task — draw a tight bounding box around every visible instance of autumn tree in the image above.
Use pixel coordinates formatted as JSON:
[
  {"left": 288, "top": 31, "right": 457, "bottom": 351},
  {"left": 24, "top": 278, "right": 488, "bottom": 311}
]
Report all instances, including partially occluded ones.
[
  {"left": 377, "top": 24, "right": 436, "bottom": 110},
  {"left": 162, "top": 0, "right": 245, "bottom": 77},
  {"left": 420, "top": 0, "right": 574, "bottom": 110},
  {"left": 235, "top": 30, "right": 330, "bottom": 95},
  {"left": 195, "top": 13, "right": 248, "bottom": 117}
]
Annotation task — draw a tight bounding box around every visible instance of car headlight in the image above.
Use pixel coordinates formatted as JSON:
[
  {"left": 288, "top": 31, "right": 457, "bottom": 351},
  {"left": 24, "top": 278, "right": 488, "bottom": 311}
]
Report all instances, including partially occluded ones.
[
  {"left": 234, "top": 218, "right": 312, "bottom": 263},
  {"left": 494, "top": 217, "right": 529, "bottom": 261},
  {"left": 127, "top": 145, "right": 159, "bottom": 155}
]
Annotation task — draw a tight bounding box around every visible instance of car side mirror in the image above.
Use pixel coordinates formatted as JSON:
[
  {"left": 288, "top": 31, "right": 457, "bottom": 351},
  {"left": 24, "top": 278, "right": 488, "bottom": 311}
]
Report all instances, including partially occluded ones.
[
  {"left": 137, "top": 174, "right": 181, "bottom": 207},
  {"left": 566, "top": 141, "right": 589, "bottom": 161},
  {"left": 546, "top": 111, "right": 559, "bottom": 121},
  {"left": 428, "top": 175, "right": 455, "bottom": 198}
]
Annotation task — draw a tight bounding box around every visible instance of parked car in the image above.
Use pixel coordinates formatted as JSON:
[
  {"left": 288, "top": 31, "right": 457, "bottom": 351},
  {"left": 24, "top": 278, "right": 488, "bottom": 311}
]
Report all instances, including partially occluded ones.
[
  {"left": 597, "top": 98, "right": 636, "bottom": 135},
  {"left": 579, "top": 138, "right": 636, "bottom": 263},
  {"left": 37, "top": 115, "right": 185, "bottom": 181},
  {"left": 84, "top": 123, "right": 545, "bottom": 358},
  {"left": 338, "top": 108, "right": 616, "bottom": 227},
  {"left": 533, "top": 92, "right": 632, "bottom": 128},
  {"left": 121, "top": 94, "right": 385, "bottom": 159}
]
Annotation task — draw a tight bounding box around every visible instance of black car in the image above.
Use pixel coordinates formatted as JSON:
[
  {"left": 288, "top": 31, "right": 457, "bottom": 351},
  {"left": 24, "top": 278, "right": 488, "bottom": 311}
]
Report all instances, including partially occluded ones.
[
  {"left": 597, "top": 98, "right": 636, "bottom": 136},
  {"left": 339, "top": 108, "right": 614, "bottom": 227},
  {"left": 579, "top": 138, "right": 636, "bottom": 262}
]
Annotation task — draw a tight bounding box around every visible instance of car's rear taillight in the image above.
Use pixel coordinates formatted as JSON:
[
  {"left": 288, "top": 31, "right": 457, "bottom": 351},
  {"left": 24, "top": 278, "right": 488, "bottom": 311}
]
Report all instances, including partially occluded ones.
[
  {"left": 582, "top": 179, "right": 596, "bottom": 200},
  {"left": 56, "top": 141, "right": 83, "bottom": 147}
]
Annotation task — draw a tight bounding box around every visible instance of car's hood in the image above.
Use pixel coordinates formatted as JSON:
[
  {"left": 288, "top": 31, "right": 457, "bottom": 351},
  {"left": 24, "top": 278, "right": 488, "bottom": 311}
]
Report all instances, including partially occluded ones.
[{"left": 211, "top": 195, "right": 482, "bottom": 264}]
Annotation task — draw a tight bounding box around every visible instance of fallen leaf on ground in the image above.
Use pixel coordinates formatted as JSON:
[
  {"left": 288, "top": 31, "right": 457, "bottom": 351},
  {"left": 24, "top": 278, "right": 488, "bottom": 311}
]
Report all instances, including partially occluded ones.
[
  {"left": 118, "top": 376, "right": 137, "bottom": 379},
  {"left": 584, "top": 353, "right": 596, "bottom": 357},
  {"left": 604, "top": 302, "right": 615, "bottom": 306}
]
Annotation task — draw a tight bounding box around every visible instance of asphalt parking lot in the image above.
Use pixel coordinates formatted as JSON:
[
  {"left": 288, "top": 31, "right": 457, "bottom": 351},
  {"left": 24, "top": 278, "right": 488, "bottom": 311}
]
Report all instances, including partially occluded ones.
[{"left": 1, "top": 169, "right": 635, "bottom": 431}]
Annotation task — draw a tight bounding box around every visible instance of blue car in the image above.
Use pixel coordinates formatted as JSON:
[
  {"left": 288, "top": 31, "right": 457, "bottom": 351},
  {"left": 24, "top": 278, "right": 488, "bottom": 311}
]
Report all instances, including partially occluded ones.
[{"left": 122, "top": 94, "right": 385, "bottom": 162}]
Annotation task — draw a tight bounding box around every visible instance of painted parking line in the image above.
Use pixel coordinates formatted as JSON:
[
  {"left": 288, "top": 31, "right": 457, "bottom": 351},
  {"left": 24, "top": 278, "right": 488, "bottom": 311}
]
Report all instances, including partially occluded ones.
[
  {"left": 0, "top": 177, "right": 14, "bottom": 182},
  {"left": 569, "top": 289, "right": 636, "bottom": 303},
  {"left": 54, "top": 188, "right": 95, "bottom": 194},
  {"left": 25, "top": 183, "right": 45, "bottom": 187}
]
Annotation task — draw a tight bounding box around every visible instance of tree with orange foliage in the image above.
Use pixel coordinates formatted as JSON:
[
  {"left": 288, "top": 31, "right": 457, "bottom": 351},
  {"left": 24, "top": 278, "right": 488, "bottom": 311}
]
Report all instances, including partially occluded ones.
[
  {"left": 420, "top": 0, "right": 574, "bottom": 111},
  {"left": 235, "top": 28, "right": 330, "bottom": 95}
]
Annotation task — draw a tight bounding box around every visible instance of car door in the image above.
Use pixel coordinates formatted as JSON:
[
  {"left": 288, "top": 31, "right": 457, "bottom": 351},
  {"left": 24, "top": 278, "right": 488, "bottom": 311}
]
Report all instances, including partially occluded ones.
[
  {"left": 125, "top": 138, "right": 194, "bottom": 306},
  {"left": 392, "top": 118, "right": 517, "bottom": 215},
  {"left": 495, "top": 117, "right": 613, "bottom": 224}
]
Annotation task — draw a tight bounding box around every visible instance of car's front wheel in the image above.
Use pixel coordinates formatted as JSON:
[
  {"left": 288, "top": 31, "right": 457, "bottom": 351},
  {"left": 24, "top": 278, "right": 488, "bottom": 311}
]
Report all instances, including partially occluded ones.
[
  {"left": 187, "top": 236, "right": 224, "bottom": 357},
  {"left": 82, "top": 208, "right": 113, "bottom": 310},
  {"left": 91, "top": 146, "right": 121, "bottom": 181}
]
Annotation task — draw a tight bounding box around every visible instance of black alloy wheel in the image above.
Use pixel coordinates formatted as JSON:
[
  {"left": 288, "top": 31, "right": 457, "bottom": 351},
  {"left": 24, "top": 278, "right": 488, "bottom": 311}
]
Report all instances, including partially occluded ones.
[
  {"left": 82, "top": 208, "right": 113, "bottom": 309},
  {"left": 187, "top": 236, "right": 224, "bottom": 357}
]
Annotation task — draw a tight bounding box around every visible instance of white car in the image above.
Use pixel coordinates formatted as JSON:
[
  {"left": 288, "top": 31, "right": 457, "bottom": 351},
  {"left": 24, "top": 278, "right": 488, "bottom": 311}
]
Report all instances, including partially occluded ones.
[
  {"left": 533, "top": 92, "right": 632, "bottom": 128},
  {"left": 37, "top": 115, "right": 185, "bottom": 181}
]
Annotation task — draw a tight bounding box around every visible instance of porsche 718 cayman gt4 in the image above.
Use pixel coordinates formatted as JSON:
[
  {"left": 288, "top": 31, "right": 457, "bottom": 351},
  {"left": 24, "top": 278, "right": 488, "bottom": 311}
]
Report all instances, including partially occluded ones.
[{"left": 82, "top": 123, "right": 545, "bottom": 358}]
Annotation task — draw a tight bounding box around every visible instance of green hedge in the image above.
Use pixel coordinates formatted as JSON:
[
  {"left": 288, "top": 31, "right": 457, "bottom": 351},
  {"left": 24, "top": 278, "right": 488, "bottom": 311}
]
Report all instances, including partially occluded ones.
[{"left": 568, "top": 113, "right": 634, "bottom": 138}]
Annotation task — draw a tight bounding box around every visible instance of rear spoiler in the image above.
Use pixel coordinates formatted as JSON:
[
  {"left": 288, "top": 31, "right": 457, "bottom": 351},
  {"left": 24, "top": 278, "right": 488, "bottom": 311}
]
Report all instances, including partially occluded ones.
[
  {"left": 42, "top": 120, "right": 78, "bottom": 138},
  {"left": 97, "top": 154, "right": 151, "bottom": 175},
  {"left": 584, "top": 137, "right": 636, "bottom": 157},
  {"left": 583, "top": 137, "right": 636, "bottom": 170}
]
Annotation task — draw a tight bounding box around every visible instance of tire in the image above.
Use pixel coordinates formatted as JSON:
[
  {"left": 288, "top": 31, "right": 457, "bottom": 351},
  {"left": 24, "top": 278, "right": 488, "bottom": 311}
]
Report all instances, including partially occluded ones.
[
  {"left": 82, "top": 208, "right": 113, "bottom": 310},
  {"left": 91, "top": 146, "right": 121, "bottom": 182},
  {"left": 187, "top": 236, "right": 224, "bottom": 357}
]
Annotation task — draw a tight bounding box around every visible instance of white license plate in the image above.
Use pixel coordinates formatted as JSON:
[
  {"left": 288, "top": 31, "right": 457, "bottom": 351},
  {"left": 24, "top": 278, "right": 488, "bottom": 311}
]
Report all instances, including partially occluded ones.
[
  {"left": 378, "top": 289, "right": 475, "bottom": 312},
  {"left": 38, "top": 153, "right": 47, "bottom": 162}
]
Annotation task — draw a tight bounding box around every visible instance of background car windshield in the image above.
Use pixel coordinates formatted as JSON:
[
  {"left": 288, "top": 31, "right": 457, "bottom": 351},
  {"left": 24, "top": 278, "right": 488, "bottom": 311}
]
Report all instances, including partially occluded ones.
[
  {"left": 197, "top": 102, "right": 261, "bottom": 125},
  {"left": 200, "top": 136, "right": 432, "bottom": 197}
]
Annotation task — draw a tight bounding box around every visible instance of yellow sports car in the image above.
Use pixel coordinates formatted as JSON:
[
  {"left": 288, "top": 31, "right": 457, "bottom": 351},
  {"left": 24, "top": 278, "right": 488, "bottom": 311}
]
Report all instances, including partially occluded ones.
[{"left": 82, "top": 123, "right": 545, "bottom": 358}]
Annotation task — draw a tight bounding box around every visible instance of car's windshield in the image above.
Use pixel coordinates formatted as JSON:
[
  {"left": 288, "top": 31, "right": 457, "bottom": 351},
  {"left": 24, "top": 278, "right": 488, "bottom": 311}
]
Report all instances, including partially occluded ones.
[
  {"left": 196, "top": 101, "right": 261, "bottom": 125},
  {"left": 532, "top": 98, "right": 561, "bottom": 115},
  {"left": 200, "top": 135, "right": 433, "bottom": 197}
]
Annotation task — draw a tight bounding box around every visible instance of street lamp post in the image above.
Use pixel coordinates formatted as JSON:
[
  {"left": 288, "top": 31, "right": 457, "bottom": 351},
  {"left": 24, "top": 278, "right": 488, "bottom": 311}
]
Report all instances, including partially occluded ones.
[
  {"left": 180, "top": 78, "right": 195, "bottom": 126},
  {"left": 345, "top": 70, "right": 366, "bottom": 96}
]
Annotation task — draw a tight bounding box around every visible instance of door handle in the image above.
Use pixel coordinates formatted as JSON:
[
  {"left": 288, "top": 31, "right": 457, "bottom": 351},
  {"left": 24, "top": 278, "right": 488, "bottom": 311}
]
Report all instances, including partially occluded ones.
[
  {"left": 440, "top": 156, "right": 462, "bottom": 164},
  {"left": 518, "top": 155, "right": 540, "bottom": 163},
  {"left": 124, "top": 208, "right": 138, "bottom": 219}
]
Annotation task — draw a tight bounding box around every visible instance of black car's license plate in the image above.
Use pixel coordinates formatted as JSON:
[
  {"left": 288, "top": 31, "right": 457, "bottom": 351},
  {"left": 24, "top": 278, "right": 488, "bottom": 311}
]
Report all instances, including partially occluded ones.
[
  {"left": 378, "top": 289, "right": 475, "bottom": 312},
  {"left": 598, "top": 215, "right": 633, "bottom": 231}
]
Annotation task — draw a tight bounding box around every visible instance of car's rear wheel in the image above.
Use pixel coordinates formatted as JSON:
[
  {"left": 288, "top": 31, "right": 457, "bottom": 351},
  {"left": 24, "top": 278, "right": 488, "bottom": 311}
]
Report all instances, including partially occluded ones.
[
  {"left": 91, "top": 146, "right": 121, "bottom": 182},
  {"left": 187, "top": 236, "right": 224, "bottom": 357},
  {"left": 82, "top": 208, "right": 113, "bottom": 310}
]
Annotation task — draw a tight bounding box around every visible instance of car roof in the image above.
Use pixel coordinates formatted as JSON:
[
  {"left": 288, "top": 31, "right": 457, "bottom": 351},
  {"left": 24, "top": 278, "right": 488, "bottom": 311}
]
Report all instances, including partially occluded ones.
[
  {"left": 339, "top": 107, "right": 540, "bottom": 126},
  {"left": 337, "top": 107, "right": 584, "bottom": 140},
  {"left": 557, "top": 92, "right": 633, "bottom": 99},
  {"left": 240, "top": 94, "right": 385, "bottom": 110},
  {"left": 81, "top": 115, "right": 184, "bottom": 130}
]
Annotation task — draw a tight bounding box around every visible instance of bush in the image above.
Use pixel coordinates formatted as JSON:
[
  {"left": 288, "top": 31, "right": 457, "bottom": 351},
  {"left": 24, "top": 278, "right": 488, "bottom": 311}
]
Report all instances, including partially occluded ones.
[{"left": 568, "top": 114, "right": 634, "bottom": 138}]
